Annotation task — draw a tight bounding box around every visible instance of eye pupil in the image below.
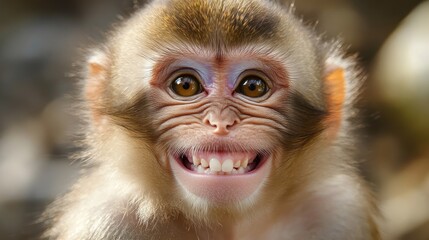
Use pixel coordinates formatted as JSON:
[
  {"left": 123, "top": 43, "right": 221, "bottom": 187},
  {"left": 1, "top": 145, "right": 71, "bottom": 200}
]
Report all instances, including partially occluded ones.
[
  {"left": 248, "top": 83, "right": 256, "bottom": 91},
  {"left": 182, "top": 81, "right": 190, "bottom": 90}
]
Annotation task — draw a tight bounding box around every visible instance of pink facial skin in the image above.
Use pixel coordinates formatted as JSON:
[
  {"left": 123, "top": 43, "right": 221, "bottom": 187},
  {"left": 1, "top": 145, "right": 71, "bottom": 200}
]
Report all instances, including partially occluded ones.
[{"left": 149, "top": 53, "right": 288, "bottom": 204}]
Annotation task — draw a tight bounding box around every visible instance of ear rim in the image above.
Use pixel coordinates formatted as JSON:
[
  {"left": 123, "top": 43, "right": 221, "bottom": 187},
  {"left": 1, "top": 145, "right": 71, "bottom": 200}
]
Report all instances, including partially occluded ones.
[
  {"left": 84, "top": 50, "right": 109, "bottom": 124},
  {"left": 324, "top": 67, "right": 346, "bottom": 138}
]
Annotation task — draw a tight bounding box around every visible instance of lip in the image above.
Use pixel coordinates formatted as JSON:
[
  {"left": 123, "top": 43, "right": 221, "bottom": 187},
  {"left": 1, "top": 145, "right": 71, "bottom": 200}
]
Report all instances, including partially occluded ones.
[{"left": 170, "top": 150, "right": 272, "bottom": 204}]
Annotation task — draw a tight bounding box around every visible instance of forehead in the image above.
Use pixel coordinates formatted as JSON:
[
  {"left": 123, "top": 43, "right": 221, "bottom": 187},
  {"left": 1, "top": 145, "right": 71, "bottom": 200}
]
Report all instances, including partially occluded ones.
[{"left": 155, "top": 0, "right": 280, "bottom": 47}]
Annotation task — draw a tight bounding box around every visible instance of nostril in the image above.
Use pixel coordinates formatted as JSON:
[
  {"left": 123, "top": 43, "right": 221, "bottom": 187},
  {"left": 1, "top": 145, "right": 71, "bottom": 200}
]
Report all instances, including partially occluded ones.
[
  {"left": 203, "top": 113, "right": 218, "bottom": 128},
  {"left": 225, "top": 118, "right": 239, "bottom": 130},
  {"left": 207, "top": 120, "right": 218, "bottom": 128}
]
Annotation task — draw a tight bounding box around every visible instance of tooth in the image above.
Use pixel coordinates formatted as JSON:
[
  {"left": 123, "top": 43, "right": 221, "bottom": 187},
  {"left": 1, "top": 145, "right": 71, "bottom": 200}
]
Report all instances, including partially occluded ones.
[
  {"left": 201, "top": 158, "right": 209, "bottom": 168},
  {"left": 193, "top": 157, "right": 201, "bottom": 166},
  {"left": 232, "top": 169, "right": 238, "bottom": 174},
  {"left": 209, "top": 158, "right": 221, "bottom": 172},
  {"left": 222, "top": 159, "right": 233, "bottom": 172},
  {"left": 241, "top": 159, "right": 248, "bottom": 168},
  {"left": 233, "top": 160, "right": 241, "bottom": 168},
  {"left": 197, "top": 165, "right": 204, "bottom": 173},
  {"left": 238, "top": 167, "right": 245, "bottom": 174}
]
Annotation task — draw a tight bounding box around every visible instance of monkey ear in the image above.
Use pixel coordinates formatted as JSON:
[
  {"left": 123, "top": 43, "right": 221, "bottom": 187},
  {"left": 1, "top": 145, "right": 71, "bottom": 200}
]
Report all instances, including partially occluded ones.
[
  {"left": 324, "top": 67, "right": 346, "bottom": 138},
  {"left": 84, "top": 50, "right": 109, "bottom": 124}
]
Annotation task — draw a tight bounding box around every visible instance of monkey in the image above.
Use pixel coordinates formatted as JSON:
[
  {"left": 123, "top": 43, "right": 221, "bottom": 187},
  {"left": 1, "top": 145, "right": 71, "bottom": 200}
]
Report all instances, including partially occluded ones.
[{"left": 42, "top": 0, "right": 381, "bottom": 239}]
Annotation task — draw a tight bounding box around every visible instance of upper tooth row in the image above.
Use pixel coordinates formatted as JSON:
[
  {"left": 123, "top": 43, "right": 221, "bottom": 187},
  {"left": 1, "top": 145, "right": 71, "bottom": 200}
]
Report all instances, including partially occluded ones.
[{"left": 193, "top": 158, "right": 249, "bottom": 172}]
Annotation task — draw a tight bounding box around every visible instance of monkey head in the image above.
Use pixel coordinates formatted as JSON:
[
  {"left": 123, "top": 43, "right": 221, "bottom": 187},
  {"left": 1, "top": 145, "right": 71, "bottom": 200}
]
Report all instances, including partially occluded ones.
[{"left": 84, "top": 0, "right": 353, "bottom": 222}]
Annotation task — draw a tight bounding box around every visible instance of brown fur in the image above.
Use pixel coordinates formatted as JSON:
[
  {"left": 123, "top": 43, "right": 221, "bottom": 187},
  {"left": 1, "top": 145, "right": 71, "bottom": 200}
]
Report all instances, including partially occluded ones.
[{"left": 42, "top": 0, "right": 380, "bottom": 239}]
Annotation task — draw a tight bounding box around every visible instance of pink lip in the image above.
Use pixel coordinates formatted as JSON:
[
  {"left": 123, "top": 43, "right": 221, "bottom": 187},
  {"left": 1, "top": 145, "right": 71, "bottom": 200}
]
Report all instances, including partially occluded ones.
[{"left": 170, "top": 151, "right": 272, "bottom": 204}]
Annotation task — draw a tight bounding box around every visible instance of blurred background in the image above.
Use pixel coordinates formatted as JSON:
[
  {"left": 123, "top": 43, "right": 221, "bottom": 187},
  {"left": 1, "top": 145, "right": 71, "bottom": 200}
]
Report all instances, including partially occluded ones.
[{"left": 0, "top": 0, "right": 428, "bottom": 239}]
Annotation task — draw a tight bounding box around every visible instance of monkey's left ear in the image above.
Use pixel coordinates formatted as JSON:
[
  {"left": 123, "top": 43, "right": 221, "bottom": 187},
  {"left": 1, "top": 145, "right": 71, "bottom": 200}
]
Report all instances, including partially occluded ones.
[
  {"left": 84, "top": 50, "right": 109, "bottom": 124},
  {"left": 324, "top": 67, "right": 346, "bottom": 138}
]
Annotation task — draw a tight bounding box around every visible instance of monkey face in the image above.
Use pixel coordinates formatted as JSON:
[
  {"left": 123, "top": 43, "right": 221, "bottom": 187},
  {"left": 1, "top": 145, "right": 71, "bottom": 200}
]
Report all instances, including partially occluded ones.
[{"left": 148, "top": 55, "right": 288, "bottom": 205}]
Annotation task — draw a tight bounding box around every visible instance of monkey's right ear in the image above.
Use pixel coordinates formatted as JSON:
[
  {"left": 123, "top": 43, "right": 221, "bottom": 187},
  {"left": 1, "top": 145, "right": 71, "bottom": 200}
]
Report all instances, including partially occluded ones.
[{"left": 84, "top": 50, "right": 109, "bottom": 124}]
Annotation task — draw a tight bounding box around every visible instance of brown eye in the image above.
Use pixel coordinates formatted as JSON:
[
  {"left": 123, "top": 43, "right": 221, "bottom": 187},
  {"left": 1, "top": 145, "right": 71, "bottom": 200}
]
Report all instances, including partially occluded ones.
[
  {"left": 236, "top": 76, "right": 269, "bottom": 98},
  {"left": 171, "top": 74, "right": 202, "bottom": 97}
]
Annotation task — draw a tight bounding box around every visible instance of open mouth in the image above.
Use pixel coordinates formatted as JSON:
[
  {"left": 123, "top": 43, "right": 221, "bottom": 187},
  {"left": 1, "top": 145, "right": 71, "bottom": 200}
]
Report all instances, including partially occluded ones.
[
  {"left": 170, "top": 147, "right": 272, "bottom": 203},
  {"left": 177, "top": 151, "right": 265, "bottom": 175}
]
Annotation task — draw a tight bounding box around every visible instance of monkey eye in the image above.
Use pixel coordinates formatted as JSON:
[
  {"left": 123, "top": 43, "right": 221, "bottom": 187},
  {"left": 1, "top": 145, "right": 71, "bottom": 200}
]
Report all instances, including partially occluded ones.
[
  {"left": 235, "top": 76, "right": 269, "bottom": 98},
  {"left": 170, "top": 74, "right": 203, "bottom": 97}
]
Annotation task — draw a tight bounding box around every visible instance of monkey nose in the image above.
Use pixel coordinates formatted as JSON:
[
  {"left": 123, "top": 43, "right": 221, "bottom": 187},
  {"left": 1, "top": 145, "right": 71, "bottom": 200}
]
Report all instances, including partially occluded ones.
[{"left": 203, "top": 112, "right": 239, "bottom": 135}]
